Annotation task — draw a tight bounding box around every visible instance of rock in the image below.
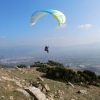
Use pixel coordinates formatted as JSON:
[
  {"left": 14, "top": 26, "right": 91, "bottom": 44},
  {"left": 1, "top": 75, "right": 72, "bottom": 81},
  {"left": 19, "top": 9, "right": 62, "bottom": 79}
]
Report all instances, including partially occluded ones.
[
  {"left": 31, "top": 80, "right": 39, "bottom": 87},
  {"left": 47, "top": 93, "right": 54, "bottom": 98},
  {"left": 25, "top": 86, "right": 47, "bottom": 100},
  {"left": 39, "top": 82, "right": 50, "bottom": 92},
  {"left": 80, "top": 82, "right": 83, "bottom": 85},
  {"left": 73, "top": 95, "right": 78, "bottom": 100},
  {"left": 8, "top": 70, "right": 11, "bottom": 72},
  {"left": 15, "top": 88, "right": 31, "bottom": 99},
  {"left": 27, "top": 66, "right": 30, "bottom": 68},
  {"left": 1, "top": 96, "right": 6, "bottom": 100},
  {"left": 1, "top": 76, "right": 14, "bottom": 81},
  {"left": 54, "top": 90, "right": 64, "bottom": 99},
  {"left": 1, "top": 76, "right": 23, "bottom": 88},
  {"left": 15, "top": 81, "right": 23, "bottom": 88},
  {"left": 67, "top": 82, "right": 74, "bottom": 88},
  {"left": 14, "top": 77, "right": 19, "bottom": 80},
  {"left": 38, "top": 84, "right": 43, "bottom": 90},
  {"left": 15, "top": 66, "right": 21, "bottom": 71},
  {"left": 77, "top": 90, "right": 87, "bottom": 94},
  {"left": 57, "top": 90, "right": 64, "bottom": 97},
  {"left": 7, "top": 84, "right": 13, "bottom": 90},
  {"left": 58, "top": 97, "right": 64, "bottom": 100},
  {"left": 9, "top": 96, "right": 14, "bottom": 100},
  {"left": 47, "top": 97, "right": 54, "bottom": 100},
  {"left": 37, "top": 76, "right": 44, "bottom": 81},
  {"left": 44, "top": 84, "right": 50, "bottom": 92}
]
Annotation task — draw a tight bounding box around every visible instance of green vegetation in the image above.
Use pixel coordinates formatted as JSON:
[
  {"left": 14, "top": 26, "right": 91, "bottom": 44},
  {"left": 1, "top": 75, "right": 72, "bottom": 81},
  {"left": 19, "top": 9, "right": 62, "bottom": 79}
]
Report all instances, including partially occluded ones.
[
  {"left": 35, "top": 60, "right": 100, "bottom": 87},
  {"left": 47, "top": 60, "right": 64, "bottom": 67},
  {"left": 17, "top": 60, "right": 100, "bottom": 87},
  {"left": 17, "top": 64, "right": 27, "bottom": 68}
]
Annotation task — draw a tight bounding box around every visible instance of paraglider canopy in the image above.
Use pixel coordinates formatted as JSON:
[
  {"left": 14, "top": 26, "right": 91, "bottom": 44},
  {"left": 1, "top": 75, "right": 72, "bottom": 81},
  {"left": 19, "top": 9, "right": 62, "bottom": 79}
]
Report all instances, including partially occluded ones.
[{"left": 30, "top": 9, "right": 66, "bottom": 26}]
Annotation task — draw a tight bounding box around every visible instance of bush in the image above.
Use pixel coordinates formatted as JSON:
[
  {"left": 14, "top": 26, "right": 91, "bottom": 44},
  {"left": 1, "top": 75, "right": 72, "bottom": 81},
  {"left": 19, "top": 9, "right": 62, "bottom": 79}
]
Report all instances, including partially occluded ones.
[
  {"left": 17, "top": 64, "right": 27, "bottom": 68},
  {"left": 45, "top": 66, "right": 79, "bottom": 83},
  {"left": 98, "top": 75, "right": 100, "bottom": 80},
  {"left": 36, "top": 67, "right": 50, "bottom": 73},
  {"left": 83, "top": 70, "right": 97, "bottom": 81},
  {"left": 34, "top": 60, "right": 100, "bottom": 87},
  {"left": 47, "top": 60, "right": 64, "bottom": 67}
]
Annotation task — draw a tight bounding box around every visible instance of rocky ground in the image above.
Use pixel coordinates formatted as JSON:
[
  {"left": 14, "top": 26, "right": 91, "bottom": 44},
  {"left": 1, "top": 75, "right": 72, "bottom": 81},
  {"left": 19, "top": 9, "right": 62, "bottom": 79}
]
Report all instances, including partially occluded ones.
[{"left": 0, "top": 67, "right": 100, "bottom": 100}]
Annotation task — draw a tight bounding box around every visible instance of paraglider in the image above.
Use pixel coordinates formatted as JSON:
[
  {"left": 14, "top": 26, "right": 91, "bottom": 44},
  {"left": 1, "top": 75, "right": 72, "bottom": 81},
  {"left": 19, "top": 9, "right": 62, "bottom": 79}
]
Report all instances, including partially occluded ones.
[
  {"left": 44, "top": 46, "right": 49, "bottom": 53},
  {"left": 30, "top": 9, "right": 66, "bottom": 53},
  {"left": 30, "top": 9, "right": 66, "bottom": 26}
]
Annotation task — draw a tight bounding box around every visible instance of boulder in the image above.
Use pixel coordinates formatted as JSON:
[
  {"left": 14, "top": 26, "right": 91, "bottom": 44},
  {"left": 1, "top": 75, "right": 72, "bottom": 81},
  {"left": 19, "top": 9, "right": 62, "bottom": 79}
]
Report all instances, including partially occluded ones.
[
  {"left": 77, "top": 90, "right": 87, "bottom": 94},
  {"left": 39, "top": 82, "right": 50, "bottom": 92},
  {"left": 67, "top": 82, "right": 74, "bottom": 88},
  {"left": 15, "top": 88, "right": 31, "bottom": 99},
  {"left": 25, "top": 86, "right": 47, "bottom": 100},
  {"left": 44, "top": 84, "right": 50, "bottom": 92},
  {"left": 37, "top": 76, "right": 44, "bottom": 81}
]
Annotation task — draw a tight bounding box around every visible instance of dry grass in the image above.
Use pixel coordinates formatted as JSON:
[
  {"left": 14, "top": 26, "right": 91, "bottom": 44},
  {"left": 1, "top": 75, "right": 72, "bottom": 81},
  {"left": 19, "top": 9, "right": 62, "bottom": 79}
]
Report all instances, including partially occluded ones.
[{"left": 0, "top": 67, "right": 100, "bottom": 100}]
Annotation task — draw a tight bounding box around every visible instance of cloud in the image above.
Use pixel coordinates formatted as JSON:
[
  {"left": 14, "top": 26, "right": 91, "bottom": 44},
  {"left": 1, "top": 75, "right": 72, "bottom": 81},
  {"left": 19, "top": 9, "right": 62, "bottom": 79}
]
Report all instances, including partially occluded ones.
[
  {"left": 78, "top": 24, "right": 92, "bottom": 29},
  {"left": 55, "top": 24, "right": 67, "bottom": 30}
]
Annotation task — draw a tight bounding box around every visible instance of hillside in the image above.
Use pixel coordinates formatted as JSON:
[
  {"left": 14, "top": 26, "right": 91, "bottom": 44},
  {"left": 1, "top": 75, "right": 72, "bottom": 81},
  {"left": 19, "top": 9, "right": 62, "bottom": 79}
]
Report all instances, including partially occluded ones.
[{"left": 0, "top": 63, "right": 100, "bottom": 100}]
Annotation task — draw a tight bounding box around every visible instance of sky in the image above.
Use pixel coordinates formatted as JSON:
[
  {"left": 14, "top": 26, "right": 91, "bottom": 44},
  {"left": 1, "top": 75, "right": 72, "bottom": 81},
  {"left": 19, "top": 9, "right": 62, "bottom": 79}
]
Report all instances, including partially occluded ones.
[{"left": 0, "top": 0, "right": 100, "bottom": 47}]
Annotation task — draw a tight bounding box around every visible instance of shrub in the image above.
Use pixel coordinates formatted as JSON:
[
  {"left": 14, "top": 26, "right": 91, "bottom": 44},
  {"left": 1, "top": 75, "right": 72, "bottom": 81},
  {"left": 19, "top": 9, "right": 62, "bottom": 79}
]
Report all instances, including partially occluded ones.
[
  {"left": 98, "top": 75, "right": 100, "bottom": 80},
  {"left": 36, "top": 67, "right": 49, "bottom": 73},
  {"left": 17, "top": 64, "right": 27, "bottom": 68},
  {"left": 45, "top": 66, "right": 78, "bottom": 83},
  {"left": 47, "top": 60, "right": 64, "bottom": 67},
  {"left": 83, "top": 70, "right": 97, "bottom": 81}
]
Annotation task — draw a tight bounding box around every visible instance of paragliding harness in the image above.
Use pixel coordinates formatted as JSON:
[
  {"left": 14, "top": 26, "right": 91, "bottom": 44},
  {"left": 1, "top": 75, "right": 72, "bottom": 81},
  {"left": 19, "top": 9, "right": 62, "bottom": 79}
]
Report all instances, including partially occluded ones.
[{"left": 44, "top": 46, "right": 49, "bottom": 53}]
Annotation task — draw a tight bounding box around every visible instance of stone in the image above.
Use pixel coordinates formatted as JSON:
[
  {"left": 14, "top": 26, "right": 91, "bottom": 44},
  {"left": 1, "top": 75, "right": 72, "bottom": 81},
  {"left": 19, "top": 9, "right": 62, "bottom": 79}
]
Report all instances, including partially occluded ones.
[
  {"left": 73, "top": 95, "right": 78, "bottom": 100},
  {"left": 15, "top": 88, "right": 31, "bottom": 99},
  {"left": 15, "top": 81, "right": 23, "bottom": 88},
  {"left": 37, "top": 76, "right": 44, "bottom": 81},
  {"left": 44, "top": 84, "right": 50, "bottom": 92},
  {"left": 67, "top": 82, "right": 74, "bottom": 88},
  {"left": 47, "top": 93, "right": 54, "bottom": 98},
  {"left": 9, "top": 96, "right": 14, "bottom": 100},
  {"left": 77, "top": 90, "right": 87, "bottom": 94},
  {"left": 54, "top": 90, "right": 64, "bottom": 98},
  {"left": 47, "top": 97, "right": 54, "bottom": 100},
  {"left": 58, "top": 97, "right": 64, "bottom": 100},
  {"left": 27, "top": 66, "right": 30, "bottom": 68},
  {"left": 1, "top": 76, "right": 13, "bottom": 81},
  {"left": 38, "top": 84, "right": 43, "bottom": 90},
  {"left": 1, "top": 96, "right": 6, "bottom": 100},
  {"left": 25, "top": 86, "right": 47, "bottom": 100},
  {"left": 15, "top": 66, "right": 21, "bottom": 71}
]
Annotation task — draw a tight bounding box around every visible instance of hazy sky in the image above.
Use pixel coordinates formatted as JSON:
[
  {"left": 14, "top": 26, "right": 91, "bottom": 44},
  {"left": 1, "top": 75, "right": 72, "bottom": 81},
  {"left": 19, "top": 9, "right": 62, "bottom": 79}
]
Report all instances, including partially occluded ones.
[{"left": 0, "top": 0, "right": 100, "bottom": 47}]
